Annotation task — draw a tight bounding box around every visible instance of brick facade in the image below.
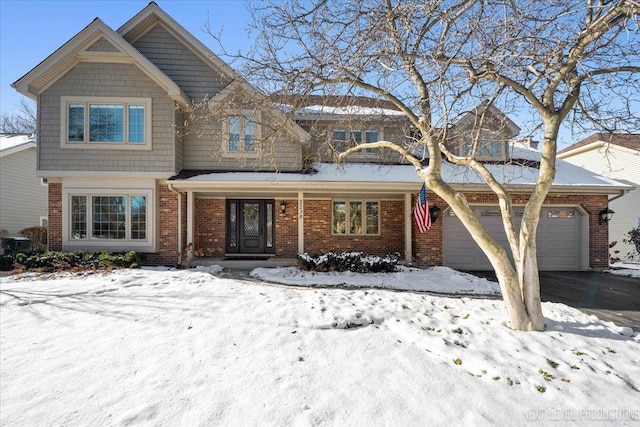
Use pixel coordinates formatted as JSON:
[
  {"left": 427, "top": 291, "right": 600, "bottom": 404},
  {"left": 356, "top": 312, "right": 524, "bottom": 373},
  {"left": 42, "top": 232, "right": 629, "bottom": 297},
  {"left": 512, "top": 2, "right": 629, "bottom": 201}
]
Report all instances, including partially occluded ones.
[
  {"left": 48, "top": 184, "right": 608, "bottom": 269},
  {"left": 145, "top": 185, "right": 180, "bottom": 265},
  {"left": 47, "top": 183, "right": 62, "bottom": 251},
  {"left": 302, "top": 200, "right": 405, "bottom": 257},
  {"left": 275, "top": 200, "right": 298, "bottom": 257},
  {"left": 194, "top": 198, "right": 226, "bottom": 257}
]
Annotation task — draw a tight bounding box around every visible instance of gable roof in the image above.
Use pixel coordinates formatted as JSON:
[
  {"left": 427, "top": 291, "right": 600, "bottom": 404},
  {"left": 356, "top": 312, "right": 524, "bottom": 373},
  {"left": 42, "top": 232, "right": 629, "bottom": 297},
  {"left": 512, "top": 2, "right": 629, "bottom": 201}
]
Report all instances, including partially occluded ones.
[
  {"left": 11, "top": 17, "right": 190, "bottom": 105},
  {"left": 117, "top": 2, "right": 241, "bottom": 84},
  {"left": 558, "top": 133, "right": 640, "bottom": 156},
  {"left": 0, "top": 134, "right": 36, "bottom": 158},
  {"left": 452, "top": 101, "right": 521, "bottom": 136}
]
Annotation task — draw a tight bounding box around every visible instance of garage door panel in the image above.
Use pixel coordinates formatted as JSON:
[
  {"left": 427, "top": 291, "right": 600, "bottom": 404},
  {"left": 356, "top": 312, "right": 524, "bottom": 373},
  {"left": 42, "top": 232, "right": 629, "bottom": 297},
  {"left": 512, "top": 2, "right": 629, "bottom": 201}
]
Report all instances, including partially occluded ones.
[{"left": 444, "top": 206, "right": 582, "bottom": 271}]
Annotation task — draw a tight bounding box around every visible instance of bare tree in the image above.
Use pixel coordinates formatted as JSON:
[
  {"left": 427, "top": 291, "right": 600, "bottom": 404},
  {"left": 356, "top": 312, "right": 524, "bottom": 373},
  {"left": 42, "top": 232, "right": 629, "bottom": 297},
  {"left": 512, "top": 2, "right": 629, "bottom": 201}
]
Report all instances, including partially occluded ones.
[
  {"left": 214, "top": 0, "right": 639, "bottom": 331},
  {"left": 0, "top": 98, "right": 36, "bottom": 134}
]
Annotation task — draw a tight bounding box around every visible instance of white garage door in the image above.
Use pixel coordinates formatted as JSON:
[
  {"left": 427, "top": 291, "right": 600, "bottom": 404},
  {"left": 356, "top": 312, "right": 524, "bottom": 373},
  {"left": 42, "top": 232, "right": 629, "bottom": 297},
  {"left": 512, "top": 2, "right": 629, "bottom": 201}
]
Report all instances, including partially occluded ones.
[{"left": 443, "top": 206, "right": 583, "bottom": 271}]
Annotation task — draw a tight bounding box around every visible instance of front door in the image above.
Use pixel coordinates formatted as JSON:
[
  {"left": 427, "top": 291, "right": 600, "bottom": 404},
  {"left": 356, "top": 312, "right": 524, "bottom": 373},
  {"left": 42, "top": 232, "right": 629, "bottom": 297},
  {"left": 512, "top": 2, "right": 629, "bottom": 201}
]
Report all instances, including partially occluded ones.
[{"left": 226, "top": 200, "right": 275, "bottom": 254}]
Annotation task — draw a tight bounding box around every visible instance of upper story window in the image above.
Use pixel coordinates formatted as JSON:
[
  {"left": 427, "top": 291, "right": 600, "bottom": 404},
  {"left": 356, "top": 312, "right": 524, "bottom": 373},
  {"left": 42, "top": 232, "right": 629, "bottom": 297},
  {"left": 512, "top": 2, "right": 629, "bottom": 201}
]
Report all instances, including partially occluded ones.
[
  {"left": 461, "top": 133, "right": 504, "bottom": 159},
  {"left": 61, "top": 97, "right": 151, "bottom": 150},
  {"left": 331, "top": 128, "right": 380, "bottom": 153},
  {"left": 224, "top": 111, "right": 261, "bottom": 154}
]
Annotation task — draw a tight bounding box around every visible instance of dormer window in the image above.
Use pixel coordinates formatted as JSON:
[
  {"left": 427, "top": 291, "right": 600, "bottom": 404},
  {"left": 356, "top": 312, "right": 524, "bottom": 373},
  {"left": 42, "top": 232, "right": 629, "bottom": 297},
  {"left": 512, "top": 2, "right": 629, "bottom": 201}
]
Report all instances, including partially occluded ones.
[
  {"left": 61, "top": 96, "right": 151, "bottom": 150},
  {"left": 461, "top": 133, "right": 504, "bottom": 159}
]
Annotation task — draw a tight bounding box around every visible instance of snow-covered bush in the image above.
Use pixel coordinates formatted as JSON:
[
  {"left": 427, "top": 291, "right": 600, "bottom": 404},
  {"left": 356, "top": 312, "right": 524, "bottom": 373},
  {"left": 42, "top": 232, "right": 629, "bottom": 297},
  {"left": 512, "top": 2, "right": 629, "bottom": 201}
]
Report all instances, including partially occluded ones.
[
  {"left": 297, "top": 251, "right": 399, "bottom": 273},
  {"left": 623, "top": 227, "right": 640, "bottom": 261},
  {"left": 0, "top": 251, "right": 142, "bottom": 272}
]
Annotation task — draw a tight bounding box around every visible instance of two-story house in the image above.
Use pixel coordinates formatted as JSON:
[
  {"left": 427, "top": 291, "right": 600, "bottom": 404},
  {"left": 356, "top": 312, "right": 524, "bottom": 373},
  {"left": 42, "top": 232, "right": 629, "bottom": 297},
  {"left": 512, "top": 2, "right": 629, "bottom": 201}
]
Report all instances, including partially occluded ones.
[{"left": 12, "top": 2, "right": 630, "bottom": 270}]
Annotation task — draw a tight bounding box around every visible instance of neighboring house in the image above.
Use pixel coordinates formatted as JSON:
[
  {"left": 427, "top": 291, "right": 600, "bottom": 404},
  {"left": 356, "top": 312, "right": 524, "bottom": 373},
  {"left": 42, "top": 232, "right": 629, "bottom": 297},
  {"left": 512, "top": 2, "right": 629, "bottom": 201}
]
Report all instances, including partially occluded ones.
[
  {"left": 11, "top": 2, "right": 630, "bottom": 270},
  {"left": 0, "top": 134, "right": 48, "bottom": 237},
  {"left": 558, "top": 133, "right": 640, "bottom": 262}
]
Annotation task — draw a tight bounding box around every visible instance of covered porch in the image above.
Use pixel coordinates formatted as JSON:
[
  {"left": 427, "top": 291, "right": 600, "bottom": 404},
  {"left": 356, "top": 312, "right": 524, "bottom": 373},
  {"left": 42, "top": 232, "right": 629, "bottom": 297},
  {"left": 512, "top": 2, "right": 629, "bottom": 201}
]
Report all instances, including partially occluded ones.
[{"left": 164, "top": 164, "right": 423, "bottom": 262}]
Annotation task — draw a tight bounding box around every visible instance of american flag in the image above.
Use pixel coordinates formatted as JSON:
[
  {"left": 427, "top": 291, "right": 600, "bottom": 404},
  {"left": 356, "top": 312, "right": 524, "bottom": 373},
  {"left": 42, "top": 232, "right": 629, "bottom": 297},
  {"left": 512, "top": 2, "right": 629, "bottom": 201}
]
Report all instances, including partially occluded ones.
[{"left": 413, "top": 183, "right": 431, "bottom": 233}]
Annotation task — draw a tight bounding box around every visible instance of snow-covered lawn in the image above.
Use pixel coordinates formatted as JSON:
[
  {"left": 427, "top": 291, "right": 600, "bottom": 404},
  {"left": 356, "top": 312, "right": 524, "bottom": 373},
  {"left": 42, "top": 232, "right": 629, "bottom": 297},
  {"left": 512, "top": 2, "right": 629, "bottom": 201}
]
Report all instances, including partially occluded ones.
[{"left": 1, "top": 266, "right": 639, "bottom": 426}]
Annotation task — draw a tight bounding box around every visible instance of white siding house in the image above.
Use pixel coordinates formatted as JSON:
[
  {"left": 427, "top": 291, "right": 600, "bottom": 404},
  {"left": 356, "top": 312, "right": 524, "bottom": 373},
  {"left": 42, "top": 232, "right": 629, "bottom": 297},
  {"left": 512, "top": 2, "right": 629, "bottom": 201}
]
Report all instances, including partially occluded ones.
[
  {"left": 558, "top": 134, "right": 640, "bottom": 262},
  {"left": 0, "top": 134, "right": 48, "bottom": 236}
]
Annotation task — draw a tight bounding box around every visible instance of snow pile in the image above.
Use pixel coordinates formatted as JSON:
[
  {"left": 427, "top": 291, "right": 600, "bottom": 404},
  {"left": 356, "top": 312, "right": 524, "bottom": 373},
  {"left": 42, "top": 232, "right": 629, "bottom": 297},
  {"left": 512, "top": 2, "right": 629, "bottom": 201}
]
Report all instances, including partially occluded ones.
[
  {"left": 607, "top": 268, "right": 640, "bottom": 278},
  {"left": 1, "top": 268, "right": 639, "bottom": 426},
  {"left": 251, "top": 265, "right": 501, "bottom": 295}
]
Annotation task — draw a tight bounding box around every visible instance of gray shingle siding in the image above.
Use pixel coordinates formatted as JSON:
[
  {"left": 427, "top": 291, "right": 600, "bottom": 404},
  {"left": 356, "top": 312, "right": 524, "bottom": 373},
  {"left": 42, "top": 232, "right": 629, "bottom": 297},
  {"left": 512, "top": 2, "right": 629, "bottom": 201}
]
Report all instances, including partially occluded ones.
[
  {"left": 182, "top": 124, "right": 303, "bottom": 171},
  {"left": 133, "top": 25, "right": 227, "bottom": 100},
  {"left": 86, "top": 37, "right": 120, "bottom": 52},
  {"left": 39, "top": 62, "right": 176, "bottom": 173}
]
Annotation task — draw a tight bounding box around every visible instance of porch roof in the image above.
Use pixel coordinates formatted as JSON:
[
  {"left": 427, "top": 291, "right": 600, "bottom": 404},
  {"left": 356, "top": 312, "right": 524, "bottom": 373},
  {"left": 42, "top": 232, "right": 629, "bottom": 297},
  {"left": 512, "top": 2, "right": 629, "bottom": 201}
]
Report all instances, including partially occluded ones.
[{"left": 167, "top": 161, "right": 630, "bottom": 195}]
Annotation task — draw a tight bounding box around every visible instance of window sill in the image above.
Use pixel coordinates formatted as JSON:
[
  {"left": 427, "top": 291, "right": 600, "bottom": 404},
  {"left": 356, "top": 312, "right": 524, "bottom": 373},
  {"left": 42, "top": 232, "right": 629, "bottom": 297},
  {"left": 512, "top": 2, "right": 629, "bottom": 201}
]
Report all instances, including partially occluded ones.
[{"left": 61, "top": 142, "right": 152, "bottom": 151}]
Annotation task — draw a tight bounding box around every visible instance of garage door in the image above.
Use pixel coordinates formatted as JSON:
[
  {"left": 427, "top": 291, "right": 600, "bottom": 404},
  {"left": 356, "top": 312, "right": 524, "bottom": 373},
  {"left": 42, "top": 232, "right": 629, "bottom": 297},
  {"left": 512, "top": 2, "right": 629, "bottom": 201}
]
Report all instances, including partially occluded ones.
[{"left": 443, "top": 206, "right": 583, "bottom": 271}]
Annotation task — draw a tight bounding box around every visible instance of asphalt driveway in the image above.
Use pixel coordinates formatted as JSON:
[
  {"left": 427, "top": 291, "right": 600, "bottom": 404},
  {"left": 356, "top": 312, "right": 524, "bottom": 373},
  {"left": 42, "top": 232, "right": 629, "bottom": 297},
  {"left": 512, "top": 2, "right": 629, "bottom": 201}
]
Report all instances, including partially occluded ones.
[{"left": 468, "top": 271, "right": 640, "bottom": 332}]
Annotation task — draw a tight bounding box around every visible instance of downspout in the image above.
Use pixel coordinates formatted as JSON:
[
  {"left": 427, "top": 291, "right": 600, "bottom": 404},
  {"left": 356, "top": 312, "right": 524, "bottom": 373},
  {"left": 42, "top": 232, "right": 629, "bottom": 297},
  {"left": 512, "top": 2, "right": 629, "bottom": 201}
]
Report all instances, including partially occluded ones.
[
  {"left": 167, "top": 183, "right": 183, "bottom": 256},
  {"left": 608, "top": 188, "right": 633, "bottom": 203}
]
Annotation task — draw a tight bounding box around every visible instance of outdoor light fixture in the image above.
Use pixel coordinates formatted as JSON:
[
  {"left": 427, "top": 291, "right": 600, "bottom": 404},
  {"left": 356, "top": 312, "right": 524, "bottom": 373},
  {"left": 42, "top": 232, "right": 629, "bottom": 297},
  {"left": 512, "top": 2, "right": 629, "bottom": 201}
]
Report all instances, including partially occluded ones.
[
  {"left": 598, "top": 208, "right": 614, "bottom": 225},
  {"left": 429, "top": 205, "right": 441, "bottom": 224},
  {"left": 280, "top": 201, "right": 286, "bottom": 214}
]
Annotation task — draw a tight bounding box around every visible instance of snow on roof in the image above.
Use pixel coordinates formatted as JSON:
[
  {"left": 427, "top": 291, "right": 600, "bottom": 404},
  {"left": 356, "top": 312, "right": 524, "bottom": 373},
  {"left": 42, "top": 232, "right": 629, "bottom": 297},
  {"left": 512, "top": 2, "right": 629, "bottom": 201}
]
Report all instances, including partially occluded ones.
[
  {"left": 289, "top": 104, "right": 406, "bottom": 117},
  {"left": 176, "top": 159, "right": 629, "bottom": 191},
  {"left": 0, "top": 134, "right": 35, "bottom": 153}
]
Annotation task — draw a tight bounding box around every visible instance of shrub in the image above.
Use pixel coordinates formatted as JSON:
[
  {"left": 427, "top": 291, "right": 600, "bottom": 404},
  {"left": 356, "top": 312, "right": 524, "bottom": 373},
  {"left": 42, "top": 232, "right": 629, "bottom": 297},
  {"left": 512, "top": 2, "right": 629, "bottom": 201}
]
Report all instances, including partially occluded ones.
[
  {"left": 623, "top": 227, "right": 640, "bottom": 260},
  {"left": 0, "top": 251, "right": 142, "bottom": 272},
  {"left": 19, "top": 226, "right": 48, "bottom": 252},
  {"left": 297, "top": 251, "right": 400, "bottom": 273}
]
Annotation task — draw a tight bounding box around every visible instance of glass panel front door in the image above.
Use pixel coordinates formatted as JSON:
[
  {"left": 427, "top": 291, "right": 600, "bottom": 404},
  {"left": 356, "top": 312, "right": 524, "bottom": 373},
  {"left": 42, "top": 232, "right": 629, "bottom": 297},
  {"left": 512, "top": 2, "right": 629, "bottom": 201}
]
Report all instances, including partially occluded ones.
[{"left": 226, "top": 200, "right": 275, "bottom": 254}]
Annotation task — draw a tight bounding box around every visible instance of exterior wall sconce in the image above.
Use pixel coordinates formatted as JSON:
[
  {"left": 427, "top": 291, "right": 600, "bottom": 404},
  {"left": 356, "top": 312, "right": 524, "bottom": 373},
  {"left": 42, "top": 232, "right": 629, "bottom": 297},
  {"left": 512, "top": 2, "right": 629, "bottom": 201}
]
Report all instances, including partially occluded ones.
[
  {"left": 429, "top": 206, "right": 441, "bottom": 223},
  {"left": 280, "top": 201, "right": 286, "bottom": 214},
  {"left": 598, "top": 208, "right": 614, "bottom": 225}
]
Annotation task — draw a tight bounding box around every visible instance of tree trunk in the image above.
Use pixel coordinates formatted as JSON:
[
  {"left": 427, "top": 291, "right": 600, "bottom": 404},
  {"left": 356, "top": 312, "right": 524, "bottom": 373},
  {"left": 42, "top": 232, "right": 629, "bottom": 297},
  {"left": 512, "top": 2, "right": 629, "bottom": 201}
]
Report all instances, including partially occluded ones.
[{"left": 490, "top": 250, "right": 544, "bottom": 331}]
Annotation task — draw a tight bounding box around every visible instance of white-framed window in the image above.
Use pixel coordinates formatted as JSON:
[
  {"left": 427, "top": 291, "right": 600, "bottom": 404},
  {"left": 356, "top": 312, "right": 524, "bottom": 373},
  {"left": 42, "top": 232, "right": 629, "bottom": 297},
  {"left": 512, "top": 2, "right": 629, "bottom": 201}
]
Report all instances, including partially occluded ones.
[
  {"left": 223, "top": 112, "right": 261, "bottom": 154},
  {"left": 461, "top": 133, "right": 504, "bottom": 159},
  {"left": 69, "top": 193, "right": 148, "bottom": 241},
  {"left": 332, "top": 200, "right": 379, "bottom": 235},
  {"left": 60, "top": 96, "right": 151, "bottom": 150},
  {"left": 331, "top": 128, "right": 381, "bottom": 153}
]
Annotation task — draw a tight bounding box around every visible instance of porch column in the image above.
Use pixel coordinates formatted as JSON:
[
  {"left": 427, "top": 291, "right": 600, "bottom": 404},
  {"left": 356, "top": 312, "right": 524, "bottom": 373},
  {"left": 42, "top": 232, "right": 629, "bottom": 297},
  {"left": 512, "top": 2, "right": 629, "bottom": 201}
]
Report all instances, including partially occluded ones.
[
  {"left": 404, "top": 192, "right": 412, "bottom": 263},
  {"left": 186, "top": 191, "right": 194, "bottom": 246},
  {"left": 298, "top": 191, "right": 304, "bottom": 254}
]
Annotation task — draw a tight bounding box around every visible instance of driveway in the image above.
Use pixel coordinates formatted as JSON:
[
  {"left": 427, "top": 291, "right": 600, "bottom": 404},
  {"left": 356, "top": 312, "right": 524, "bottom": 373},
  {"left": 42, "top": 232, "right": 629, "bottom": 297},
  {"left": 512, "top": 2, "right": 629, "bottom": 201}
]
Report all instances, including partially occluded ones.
[{"left": 468, "top": 271, "right": 640, "bottom": 332}]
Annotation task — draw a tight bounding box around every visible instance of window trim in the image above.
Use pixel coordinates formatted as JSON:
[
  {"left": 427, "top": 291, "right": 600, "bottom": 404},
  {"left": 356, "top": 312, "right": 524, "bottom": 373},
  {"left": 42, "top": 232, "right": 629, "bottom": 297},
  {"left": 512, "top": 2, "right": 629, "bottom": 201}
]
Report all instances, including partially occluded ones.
[
  {"left": 460, "top": 133, "right": 505, "bottom": 160},
  {"left": 332, "top": 199, "right": 381, "bottom": 236},
  {"left": 62, "top": 187, "right": 155, "bottom": 251},
  {"left": 330, "top": 127, "right": 383, "bottom": 155},
  {"left": 60, "top": 96, "right": 152, "bottom": 150},
  {"left": 222, "top": 111, "right": 262, "bottom": 156}
]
